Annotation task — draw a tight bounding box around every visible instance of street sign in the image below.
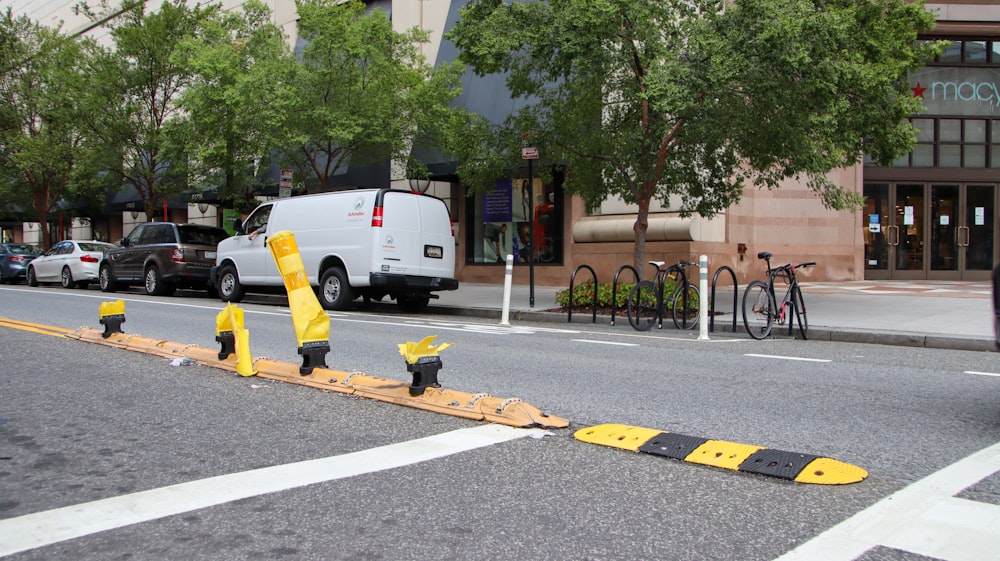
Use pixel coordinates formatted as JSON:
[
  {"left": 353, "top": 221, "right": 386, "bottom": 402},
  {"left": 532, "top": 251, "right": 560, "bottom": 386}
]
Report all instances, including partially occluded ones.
[
  {"left": 522, "top": 146, "right": 539, "bottom": 160},
  {"left": 280, "top": 169, "right": 293, "bottom": 198}
]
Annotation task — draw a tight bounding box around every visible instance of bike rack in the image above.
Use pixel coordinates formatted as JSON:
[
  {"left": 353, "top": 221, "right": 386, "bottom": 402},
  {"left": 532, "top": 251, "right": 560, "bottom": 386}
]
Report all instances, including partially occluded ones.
[
  {"left": 568, "top": 265, "right": 598, "bottom": 323},
  {"left": 610, "top": 265, "right": 640, "bottom": 326},
  {"left": 664, "top": 264, "right": 691, "bottom": 330},
  {"left": 710, "top": 266, "right": 738, "bottom": 333}
]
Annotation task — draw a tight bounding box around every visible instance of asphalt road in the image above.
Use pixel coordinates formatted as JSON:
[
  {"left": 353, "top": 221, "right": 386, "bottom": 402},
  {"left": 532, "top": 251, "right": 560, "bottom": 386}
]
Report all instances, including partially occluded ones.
[{"left": 2, "top": 284, "right": 999, "bottom": 560}]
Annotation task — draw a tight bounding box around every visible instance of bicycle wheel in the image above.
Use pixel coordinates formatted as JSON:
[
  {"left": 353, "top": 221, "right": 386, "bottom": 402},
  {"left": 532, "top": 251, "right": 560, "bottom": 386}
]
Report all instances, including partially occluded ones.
[
  {"left": 627, "top": 280, "right": 659, "bottom": 331},
  {"left": 671, "top": 285, "right": 699, "bottom": 330},
  {"left": 742, "top": 280, "right": 774, "bottom": 340},
  {"left": 792, "top": 284, "right": 808, "bottom": 339}
]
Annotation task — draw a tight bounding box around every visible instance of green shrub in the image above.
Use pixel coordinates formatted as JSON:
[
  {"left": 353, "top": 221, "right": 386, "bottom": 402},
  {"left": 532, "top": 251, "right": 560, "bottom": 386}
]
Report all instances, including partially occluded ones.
[{"left": 555, "top": 280, "right": 634, "bottom": 309}]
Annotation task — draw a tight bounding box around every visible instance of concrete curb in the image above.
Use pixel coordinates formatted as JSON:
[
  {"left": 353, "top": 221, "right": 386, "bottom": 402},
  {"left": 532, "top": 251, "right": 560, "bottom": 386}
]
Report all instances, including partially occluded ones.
[{"left": 420, "top": 305, "right": 998, "bottom": 353}]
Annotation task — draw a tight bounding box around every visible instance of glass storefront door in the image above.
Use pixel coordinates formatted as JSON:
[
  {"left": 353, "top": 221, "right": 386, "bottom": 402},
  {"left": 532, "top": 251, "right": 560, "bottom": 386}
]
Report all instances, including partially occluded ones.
[{"left": 864, "top": 182, "right": 996, "bottom": 280}]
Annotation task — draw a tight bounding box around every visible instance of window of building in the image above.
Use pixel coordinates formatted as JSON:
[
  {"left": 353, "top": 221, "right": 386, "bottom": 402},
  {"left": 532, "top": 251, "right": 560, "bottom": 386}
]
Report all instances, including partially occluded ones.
[
  {"left": 928, "top": 38, "right": 1000, "bottom": 66},
  {"left": 873, "top": 117, "right": 995, "bottom": 168},
  {"left": 465, "top": 170, "right": 564, "bottom": 265}
]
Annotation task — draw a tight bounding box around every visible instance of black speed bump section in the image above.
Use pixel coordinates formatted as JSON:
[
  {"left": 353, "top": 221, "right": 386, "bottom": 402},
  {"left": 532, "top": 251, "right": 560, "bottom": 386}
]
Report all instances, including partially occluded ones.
[{"left": 574, "top": 424, "right": 867, "bottom": 485}]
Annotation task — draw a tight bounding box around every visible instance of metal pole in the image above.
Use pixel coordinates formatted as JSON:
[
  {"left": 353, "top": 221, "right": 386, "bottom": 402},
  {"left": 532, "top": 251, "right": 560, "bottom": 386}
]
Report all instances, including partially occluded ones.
[
  {"left": 528, "top": 159, "right": 535, "bottom": 307},
  {"left": 501, "top": 253, "right": 514, "bottom": 326},
  {"left": 698, "top": 254, "right": 709, "bottom": 340}
]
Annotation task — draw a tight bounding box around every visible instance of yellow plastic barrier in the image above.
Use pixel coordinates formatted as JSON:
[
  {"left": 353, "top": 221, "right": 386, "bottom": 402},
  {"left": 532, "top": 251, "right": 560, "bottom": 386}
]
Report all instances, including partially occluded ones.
[
  {"left": 267, "top": 230, "right": 331, "bottom": 374},
  {"left": 398, "top": 335, "right": 452, "bottom": 396},
  {"left": 215, "top": 304, "right": 256, "bottom": 377},
  {"left": 98, "top": 300, "right": 125, "bottom": 338}
]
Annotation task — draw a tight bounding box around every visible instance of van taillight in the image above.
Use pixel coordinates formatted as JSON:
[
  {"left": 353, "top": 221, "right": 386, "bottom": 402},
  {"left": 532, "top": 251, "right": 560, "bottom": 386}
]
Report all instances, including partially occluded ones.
[
  {"left": 371, "top": 205, "right": 384, "bottom": 228},
  {"left": 450, "top": 217, "right": 455, "bottom": 237}
]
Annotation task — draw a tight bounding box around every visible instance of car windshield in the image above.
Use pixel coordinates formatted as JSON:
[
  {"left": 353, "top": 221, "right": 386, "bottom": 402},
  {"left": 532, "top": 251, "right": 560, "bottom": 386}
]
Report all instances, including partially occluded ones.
[
  {"left": 177, "top": 226, "right": 228, "bottom": 246},
  {"left": 6, "top": 244, "right": 40, "bottom": 255},
  {"left": 79, "top": 242, "right": 115, "bottom": 252}
]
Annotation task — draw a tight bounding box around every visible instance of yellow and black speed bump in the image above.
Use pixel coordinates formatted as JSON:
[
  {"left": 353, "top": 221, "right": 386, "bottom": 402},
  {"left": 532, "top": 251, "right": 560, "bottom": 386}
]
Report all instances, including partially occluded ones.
[{"left": 575, "top": 424, "right": 867, "bottom": 485}]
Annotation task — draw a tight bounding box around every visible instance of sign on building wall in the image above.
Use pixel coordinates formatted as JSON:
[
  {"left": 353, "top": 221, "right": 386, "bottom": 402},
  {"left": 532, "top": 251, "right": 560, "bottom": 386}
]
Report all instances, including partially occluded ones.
[{"left": 911, "top": 67, "right": 1000, "bottom": 116}]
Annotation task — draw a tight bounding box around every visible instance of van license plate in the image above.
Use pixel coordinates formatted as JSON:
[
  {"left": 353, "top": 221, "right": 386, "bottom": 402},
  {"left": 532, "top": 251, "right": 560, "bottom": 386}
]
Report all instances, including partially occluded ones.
[{"left": 424, "top": 245, "right": 443, "bottom": 259}]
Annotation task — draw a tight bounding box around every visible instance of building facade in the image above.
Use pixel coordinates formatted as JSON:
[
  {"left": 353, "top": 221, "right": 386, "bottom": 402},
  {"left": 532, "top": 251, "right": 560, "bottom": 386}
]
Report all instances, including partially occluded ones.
[{"left": 7, "top": 0, "right": 998, "bottom": 288}]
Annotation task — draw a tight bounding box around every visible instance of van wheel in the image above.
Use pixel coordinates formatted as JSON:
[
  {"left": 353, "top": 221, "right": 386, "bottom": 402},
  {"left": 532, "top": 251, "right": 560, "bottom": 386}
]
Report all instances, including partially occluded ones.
[
  {"left": 319, "top": 267, "right": 354, "bottom": 310},
  {"left": 99, "top": 264, "right": 117, "bottom": 292},
  {"left": 217, "top": 264, "right": 245, "bottom": 302},
  {"left": 397, "top": 296, "right": 430, "bottom": 313}
]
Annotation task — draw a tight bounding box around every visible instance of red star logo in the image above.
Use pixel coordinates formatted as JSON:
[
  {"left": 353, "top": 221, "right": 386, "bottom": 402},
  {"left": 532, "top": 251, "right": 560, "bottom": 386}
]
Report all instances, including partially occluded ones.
[{"left": 911, "top": 82, "right": 926, "bottom": 99}]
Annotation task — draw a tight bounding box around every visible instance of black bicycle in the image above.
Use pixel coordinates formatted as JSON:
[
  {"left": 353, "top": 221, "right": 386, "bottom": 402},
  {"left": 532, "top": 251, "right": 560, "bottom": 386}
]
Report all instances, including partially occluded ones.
[
  {"left": 626, "top": 259, "right": 699, "bottom": 331},
  {"left": 741, "top": 252, "right": 815, "bottom": 340}
]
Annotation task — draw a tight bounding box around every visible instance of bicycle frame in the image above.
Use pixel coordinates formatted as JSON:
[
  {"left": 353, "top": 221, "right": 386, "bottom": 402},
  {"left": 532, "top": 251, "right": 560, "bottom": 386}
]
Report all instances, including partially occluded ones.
[{"left": 742, "top": 252, "right": 814, "bottom": 340}]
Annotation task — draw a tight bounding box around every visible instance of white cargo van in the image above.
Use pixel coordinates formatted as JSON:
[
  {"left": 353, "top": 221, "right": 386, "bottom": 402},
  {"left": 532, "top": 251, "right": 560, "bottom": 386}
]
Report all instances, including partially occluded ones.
[{"left": 212, "top": 188, "right": 458, "bottom": 311}]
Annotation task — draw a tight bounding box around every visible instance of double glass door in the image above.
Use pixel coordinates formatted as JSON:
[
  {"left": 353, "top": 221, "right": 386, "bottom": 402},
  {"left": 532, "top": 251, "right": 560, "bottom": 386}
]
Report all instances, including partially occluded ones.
[{"left": 863, "top": 183, "right": 995, "bottom": 280}]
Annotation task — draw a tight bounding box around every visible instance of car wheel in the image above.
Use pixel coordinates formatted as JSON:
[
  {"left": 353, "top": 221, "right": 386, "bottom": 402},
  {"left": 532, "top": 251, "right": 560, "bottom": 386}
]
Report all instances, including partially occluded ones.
[
  {"left": 99, "top": 264, "right": 117, "bottom": 292},
  {"left": 318, "top": 266, "right": 354, "bottom": 311},
  {"left": 0, "top": 268, "right": 6, "bottom": 284},
  {"left": 144, "top": 266, "right": 175, "bottom": 296},
  {"left": 217, "top": 264, "right": 245, "bottom": 302},
  {"left": 27, "top": 266, "right": 38, "bottom": 287},
  {"left": 61, "top": 267, "right": 76, "bottom": 289}
]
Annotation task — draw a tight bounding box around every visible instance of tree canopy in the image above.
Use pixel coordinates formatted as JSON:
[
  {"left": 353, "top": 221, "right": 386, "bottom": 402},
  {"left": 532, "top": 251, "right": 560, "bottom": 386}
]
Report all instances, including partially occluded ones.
[
  {"left": 80, "top": 0, "right": 218, "bottom": 220},
  {"left": 173, "top": 0, "right": 294, "bottom": 213},
  {"left": 284, "top": 0, "right": 466, "bottom": 190},
  {"left": 446, "top": 0, "right": 942, "bottom": 269},
  {"left": 0, "top": 9, "right": 101, "bottom": 248}
]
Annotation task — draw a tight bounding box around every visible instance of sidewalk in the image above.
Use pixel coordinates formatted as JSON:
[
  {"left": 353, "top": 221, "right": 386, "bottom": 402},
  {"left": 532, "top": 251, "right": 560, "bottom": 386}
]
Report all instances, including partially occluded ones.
[{"left": 430, "top": 280, "right": 998, "bottom": 353}]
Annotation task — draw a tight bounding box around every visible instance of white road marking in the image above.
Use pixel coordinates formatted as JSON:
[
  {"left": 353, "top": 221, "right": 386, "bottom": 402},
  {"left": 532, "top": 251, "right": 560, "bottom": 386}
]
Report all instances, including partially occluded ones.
[
  {"left": 744, "top": 353, "right": 831, "bottom": 363},
  {"left": 774, "top": 440, "right": 1000, "bottom": 561},
  {"left": 572, "top": 339, "right": 639, "bottom": 347},
  {"left": 0, "top": 425, "right": 546, "bottom": 557},
  {"left": 964, "top": 371, "right": 1000, "bottom": 377}
]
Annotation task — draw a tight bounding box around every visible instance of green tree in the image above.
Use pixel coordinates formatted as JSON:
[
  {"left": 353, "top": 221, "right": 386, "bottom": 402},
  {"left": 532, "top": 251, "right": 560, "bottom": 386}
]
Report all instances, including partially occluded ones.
[
  {"left": 284, "top": 0, "right": 465, "bottom": 190},
  {"left": 79, "top": 0, "right": 217, "bottom": 220},
  {"left": 0, "top": 9, "right": 101, "bottom": 249},
  {"left": 173, "top": 0, "right": 293, "bottom": 214},
  {"left": 446, "top": 0, "right": 942, "bottom": 271}
]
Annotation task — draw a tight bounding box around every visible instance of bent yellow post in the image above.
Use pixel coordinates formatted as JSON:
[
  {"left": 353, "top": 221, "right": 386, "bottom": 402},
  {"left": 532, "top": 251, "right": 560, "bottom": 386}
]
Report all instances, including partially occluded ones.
[{"left": 267, "top": 230, "right": 331, "bottom": 374}]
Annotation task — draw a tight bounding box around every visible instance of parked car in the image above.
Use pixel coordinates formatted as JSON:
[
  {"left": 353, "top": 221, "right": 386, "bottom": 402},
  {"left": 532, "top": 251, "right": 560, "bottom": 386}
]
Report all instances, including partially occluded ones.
[
  {"left": 27, "top": 240, "right": 116, "bottom": 289},
  {"left": 99, "top": 222, "right": 230, "bottom": 296},
  {"left": 0, "top": 243, "right": 42, "bottom": 284}
]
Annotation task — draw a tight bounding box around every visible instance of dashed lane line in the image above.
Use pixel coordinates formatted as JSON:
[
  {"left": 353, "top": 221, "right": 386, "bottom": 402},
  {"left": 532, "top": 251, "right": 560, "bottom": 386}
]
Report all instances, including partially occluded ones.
[
  {"left": 0, "top": 425, "right": 548, "bottom": 557},
  {"left": 744, "top": 353, "right": 832, "bottom": 363},
  {"left": 572, "top": 339, "right": 639, "bottom": 347}
]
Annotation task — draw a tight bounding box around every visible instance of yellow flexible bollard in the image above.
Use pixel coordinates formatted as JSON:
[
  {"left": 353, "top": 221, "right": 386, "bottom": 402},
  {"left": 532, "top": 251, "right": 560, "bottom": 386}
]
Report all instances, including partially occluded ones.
[
  {"left": 98, "top": 300, "right": 125, "bottom": 338},
  {"left": 215, "top": 304, "right": 256, "bottom": 377},
  {"left": 398, "top": 335, "right": 452, "bottom": 396},
  {"left": 267, "top": 230, "right": 331, "bottom": 375}
]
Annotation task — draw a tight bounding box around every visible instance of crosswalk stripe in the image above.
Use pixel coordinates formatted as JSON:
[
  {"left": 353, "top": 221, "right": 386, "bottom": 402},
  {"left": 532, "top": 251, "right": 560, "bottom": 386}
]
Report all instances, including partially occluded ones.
[{"left": 0, "top": 424, "right": 548, "bottom": 557}]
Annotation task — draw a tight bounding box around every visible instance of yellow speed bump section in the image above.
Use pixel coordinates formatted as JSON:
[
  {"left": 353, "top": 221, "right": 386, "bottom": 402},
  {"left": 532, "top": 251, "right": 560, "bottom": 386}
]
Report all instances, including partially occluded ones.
[
  {"left": 574, "top": 423, "right": 867, "bottom": 485},
  {"left": 64, "top": 326, "right": 568, "bottom": 429}
]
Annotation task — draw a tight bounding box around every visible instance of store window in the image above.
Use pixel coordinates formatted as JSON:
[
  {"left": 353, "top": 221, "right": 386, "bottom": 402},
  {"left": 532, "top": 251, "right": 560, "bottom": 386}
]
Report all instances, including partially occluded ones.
[{"left": 466, "top": 171, "right": 564, "bottom": 265}]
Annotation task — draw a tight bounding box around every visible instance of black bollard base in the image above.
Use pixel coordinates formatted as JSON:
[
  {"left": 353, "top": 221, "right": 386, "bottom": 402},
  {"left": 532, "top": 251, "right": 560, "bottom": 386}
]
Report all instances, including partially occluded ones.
[
  {"left": 216, "top": 331, "right": 235, "bottom": 359},
  {"left": 298, "top": 341, "right": 330, "bottom": 376},
  {"left": 407, "top": 356, "right": 443, "bottom": 396},
  {"left": 99, "top": 314, "right": 125, "bottom": 338}
]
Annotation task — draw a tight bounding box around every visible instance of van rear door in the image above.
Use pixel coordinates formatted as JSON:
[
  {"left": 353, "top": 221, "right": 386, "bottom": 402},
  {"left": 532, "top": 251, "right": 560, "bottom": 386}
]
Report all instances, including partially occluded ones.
[{"left": 375, "top": 191, "right": 455, "bottom": 279}]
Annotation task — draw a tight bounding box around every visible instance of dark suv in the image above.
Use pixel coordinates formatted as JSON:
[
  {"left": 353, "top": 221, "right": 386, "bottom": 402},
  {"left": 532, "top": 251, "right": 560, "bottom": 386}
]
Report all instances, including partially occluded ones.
[{"left": 99, "top": 222, "right": 230, "bottom": 296}]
